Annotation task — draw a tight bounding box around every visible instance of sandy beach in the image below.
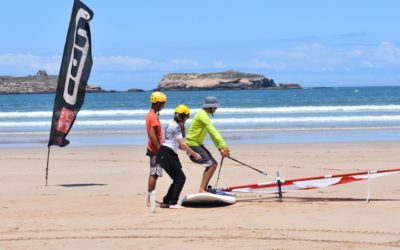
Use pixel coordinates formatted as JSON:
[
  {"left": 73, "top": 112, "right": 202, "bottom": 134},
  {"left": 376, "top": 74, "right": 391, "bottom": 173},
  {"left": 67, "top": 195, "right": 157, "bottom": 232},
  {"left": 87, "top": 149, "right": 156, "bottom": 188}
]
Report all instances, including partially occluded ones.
[{"left": 0, "top": 142, "right": 399, "bottom": 249}]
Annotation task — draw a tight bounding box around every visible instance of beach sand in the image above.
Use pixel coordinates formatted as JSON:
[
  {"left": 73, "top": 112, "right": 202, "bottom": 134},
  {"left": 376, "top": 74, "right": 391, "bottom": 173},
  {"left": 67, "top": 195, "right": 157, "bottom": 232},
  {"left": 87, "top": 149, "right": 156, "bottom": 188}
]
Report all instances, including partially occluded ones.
[{"left": 0, "top": 142, "right": 399, "bottom": 249}]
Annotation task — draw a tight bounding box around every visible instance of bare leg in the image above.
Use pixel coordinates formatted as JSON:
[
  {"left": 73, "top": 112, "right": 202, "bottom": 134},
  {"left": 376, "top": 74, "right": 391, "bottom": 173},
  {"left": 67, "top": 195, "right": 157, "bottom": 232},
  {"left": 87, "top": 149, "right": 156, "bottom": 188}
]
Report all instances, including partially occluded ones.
[
  {"left": 147, "top": 175, "right": 157, "bottom": 206},
  {"left": 199, "top": 164, "right": 217, "bottom": 193}
]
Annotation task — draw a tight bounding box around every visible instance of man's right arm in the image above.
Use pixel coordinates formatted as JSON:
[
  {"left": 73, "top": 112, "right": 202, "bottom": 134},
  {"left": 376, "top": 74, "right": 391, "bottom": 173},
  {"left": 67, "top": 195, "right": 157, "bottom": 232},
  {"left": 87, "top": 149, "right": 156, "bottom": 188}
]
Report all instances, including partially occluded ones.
[
  {"left": 202, "top": 114, "right": 229, "bottom": 157},
  {"left": 205, "top": 122, "right": 226, "bottom": 150}
]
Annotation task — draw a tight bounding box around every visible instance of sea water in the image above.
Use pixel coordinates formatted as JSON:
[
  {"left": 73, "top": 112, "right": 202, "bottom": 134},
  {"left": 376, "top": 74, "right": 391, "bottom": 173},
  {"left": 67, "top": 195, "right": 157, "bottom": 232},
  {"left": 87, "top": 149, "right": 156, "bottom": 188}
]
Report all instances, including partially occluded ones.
[{"left": 0, "top": 86, "right": 400, "bottom": 147}]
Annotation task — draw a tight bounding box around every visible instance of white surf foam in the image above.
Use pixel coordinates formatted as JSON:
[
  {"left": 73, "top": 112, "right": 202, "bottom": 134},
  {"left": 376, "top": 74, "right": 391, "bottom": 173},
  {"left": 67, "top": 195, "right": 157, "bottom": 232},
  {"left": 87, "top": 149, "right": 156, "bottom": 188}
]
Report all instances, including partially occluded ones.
[
  {"left": 1, "top": 115, "right": 400, "bottom": 127},
  {"left": 1, "top": 105, "right": 400, "bottom": 118}
]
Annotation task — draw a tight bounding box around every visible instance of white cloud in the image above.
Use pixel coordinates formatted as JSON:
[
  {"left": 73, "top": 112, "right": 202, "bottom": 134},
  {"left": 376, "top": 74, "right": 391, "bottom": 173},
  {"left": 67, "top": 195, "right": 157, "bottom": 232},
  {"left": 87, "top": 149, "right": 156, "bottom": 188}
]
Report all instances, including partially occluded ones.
[
  {"left": 373, "top": 41, "right": 400, "bottom": 64},
  {"left": 95, "top": 56, "right": 154, "bottom": 70},
  {"left": 0, "top": 53, "right": 60, "bottom": 75},
  {"left": 211, "top": 60, "right": 226, "bottom": 68},
  {"left": 96, "top": 56, "right": 152, "bottom": 67},
  {"left": 168, "top": 59, "right": 201, "bottom": 68},
  {"left": 94, "top": 56, "right": 205, "bottom": 71},
  {"left": 248, "top": 59, "right": 286, "bottom": 70},
  {"left": 249, "top": 41, "right": 400, "bottom": 72},
  {"left": 361, "top": 60, "right": 374, "bottom": 68},
  {"left": 0, "top": 53, "right": 210, "bottom": 75}
]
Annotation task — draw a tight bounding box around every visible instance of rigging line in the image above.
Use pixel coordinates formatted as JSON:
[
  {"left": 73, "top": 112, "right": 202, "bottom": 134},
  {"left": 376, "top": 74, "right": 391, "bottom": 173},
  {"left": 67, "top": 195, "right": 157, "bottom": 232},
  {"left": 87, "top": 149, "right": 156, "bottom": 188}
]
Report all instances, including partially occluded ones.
[
  {"left": 214, "top": 157, "right": 224, "bottom": 189},
  {"left": 227, "top": 156, "right": 274, "bottom": 178}
]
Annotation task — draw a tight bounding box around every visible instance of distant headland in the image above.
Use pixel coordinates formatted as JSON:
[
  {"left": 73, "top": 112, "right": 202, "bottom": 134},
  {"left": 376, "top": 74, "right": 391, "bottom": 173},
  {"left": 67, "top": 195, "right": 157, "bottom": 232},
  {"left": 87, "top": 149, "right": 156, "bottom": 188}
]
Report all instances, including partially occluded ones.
[
  {"left": 0, "top": 70, "right": 103, "bottom": 94},
  {"left": 0, "top": 70, "right": 301, "bottom": 94}
]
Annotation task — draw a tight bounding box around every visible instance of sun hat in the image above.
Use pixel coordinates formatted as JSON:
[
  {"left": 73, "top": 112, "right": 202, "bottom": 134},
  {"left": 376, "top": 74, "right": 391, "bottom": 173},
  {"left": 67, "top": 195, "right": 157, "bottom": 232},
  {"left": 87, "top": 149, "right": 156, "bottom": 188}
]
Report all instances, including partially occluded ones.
[{"left": 202, "top": 96, "right": 220, "bottom": 108}]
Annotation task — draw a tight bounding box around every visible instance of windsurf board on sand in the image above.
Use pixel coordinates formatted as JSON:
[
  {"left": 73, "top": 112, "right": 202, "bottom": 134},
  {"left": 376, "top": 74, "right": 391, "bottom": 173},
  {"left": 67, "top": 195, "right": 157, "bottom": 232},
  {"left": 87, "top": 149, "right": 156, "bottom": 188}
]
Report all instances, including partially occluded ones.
[{"left": 181, "top": 191, "right": 237, "bottom": 207}]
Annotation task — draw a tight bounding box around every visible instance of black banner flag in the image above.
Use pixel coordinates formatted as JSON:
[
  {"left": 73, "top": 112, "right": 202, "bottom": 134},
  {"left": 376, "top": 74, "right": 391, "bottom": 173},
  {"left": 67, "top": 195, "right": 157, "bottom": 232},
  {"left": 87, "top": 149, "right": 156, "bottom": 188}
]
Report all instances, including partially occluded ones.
[{"left": 48, "top": 0, "right": 94, "bottom": 147}]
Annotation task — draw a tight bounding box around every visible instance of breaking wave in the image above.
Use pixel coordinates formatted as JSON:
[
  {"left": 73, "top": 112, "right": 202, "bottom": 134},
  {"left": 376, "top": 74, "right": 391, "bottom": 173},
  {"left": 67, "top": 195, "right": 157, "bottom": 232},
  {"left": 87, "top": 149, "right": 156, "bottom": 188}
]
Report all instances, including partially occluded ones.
[
  {"left": 1, "top": 105, "right": 400, "bottom": 118},
  {"left": 1, "top": 115, "right": 400, "bottom": 127}
]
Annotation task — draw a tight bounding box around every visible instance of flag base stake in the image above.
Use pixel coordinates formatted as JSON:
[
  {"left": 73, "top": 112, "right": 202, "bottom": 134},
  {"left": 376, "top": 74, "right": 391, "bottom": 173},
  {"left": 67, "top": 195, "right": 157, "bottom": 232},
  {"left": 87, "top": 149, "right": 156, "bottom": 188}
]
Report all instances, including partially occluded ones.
[
  {"left": 276, "top": 171, "right": 283, "bottom": 202},
  {"left": 45, "top": 147, "right": 51, "bottom": 186}
]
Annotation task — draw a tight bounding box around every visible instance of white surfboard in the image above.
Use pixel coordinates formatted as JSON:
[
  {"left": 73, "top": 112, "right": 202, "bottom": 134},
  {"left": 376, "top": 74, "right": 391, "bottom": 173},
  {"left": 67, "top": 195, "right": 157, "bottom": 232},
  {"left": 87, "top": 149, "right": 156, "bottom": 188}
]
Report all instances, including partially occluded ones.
[{"left": 181, "top": 191, "right": 237, "bottom": 207}]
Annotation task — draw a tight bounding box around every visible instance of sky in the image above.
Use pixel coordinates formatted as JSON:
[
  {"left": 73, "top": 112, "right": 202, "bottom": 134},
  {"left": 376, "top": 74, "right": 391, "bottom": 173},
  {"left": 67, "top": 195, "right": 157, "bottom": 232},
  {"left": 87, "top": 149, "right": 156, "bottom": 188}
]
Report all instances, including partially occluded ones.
[{"left": 1, "top": 0, "right": 400, "bottom": 91}]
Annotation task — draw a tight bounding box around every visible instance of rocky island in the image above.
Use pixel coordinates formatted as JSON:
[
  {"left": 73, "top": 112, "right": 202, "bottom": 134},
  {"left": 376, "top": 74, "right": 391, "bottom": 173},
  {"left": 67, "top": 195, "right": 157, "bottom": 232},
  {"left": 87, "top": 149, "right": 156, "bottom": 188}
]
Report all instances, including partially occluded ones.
[
  {"left": 0, "top": 70, "right": 103, "bottom": 94},
  {"left": 156, "top": 70, "right": 301, "bottom": 91}
]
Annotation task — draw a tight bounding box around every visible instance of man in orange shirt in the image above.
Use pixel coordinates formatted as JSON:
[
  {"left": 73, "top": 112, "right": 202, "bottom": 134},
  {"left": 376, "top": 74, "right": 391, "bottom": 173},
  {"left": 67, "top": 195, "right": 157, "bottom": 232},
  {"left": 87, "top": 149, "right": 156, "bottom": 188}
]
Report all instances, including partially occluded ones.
[{"left": 146, "top": 91, "right": 167, "bottom": 206}]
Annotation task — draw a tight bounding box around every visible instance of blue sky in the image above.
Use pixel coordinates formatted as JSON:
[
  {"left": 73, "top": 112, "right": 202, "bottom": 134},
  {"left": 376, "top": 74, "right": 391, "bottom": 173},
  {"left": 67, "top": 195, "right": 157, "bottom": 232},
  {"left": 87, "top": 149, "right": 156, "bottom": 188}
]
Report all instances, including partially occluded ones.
[{"left": 1, "top": 0, "right": 400, "bottom": 90}]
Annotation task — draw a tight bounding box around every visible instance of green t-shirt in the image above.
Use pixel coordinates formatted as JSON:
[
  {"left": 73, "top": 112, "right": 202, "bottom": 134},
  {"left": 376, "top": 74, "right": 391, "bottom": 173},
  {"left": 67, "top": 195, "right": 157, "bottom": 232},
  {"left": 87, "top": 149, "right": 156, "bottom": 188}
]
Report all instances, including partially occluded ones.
[{"left": 186, "top": 109, "right": 226, "bottom": 149}]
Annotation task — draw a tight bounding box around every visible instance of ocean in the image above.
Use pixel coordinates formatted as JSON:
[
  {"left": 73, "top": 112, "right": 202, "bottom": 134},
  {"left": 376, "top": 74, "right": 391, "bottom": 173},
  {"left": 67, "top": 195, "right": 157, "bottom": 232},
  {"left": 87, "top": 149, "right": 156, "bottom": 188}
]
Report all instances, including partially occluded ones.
[{"left": 1, "top": 86, "right": 400, "bottom": 147}]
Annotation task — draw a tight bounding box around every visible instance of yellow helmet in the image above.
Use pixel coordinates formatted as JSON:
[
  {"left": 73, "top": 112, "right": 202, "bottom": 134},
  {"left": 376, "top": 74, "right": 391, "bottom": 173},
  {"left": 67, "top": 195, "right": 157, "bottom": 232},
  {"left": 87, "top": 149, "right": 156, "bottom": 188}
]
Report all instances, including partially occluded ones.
[
  {"left": 150, "top": 91, "right": 167, "bottom": 103},
  {"left": 175, "top": 104, "right": 190, "bottom": 116}
]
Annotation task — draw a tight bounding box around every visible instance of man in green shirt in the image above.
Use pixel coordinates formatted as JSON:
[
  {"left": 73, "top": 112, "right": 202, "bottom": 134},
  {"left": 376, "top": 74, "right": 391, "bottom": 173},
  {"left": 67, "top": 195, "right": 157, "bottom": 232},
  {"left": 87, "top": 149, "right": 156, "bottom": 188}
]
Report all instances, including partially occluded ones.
[{"left": 186, "top": 96, "right": 230, "bottom": 193}]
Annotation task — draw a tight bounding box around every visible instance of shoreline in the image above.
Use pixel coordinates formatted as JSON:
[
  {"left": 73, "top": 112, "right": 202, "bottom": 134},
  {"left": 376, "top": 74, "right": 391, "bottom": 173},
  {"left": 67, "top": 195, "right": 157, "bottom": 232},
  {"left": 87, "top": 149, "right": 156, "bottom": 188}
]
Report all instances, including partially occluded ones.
[
  {"left": 0, "top": 139, "right": 399, "bottom": 149},
  {"left": 2, "top": 127, "right": 400, "bottom": 148}
]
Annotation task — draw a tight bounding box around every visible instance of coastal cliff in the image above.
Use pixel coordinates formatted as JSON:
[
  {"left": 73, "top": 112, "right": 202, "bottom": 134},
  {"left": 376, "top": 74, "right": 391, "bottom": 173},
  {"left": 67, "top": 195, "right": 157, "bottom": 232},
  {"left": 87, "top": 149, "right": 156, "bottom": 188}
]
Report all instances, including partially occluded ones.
[
  {"left": 0, "top": 70, "right": 103, "bottom": 94},
  {"left": 156, "top": 70, "right": 301, "bottom": 90}
]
